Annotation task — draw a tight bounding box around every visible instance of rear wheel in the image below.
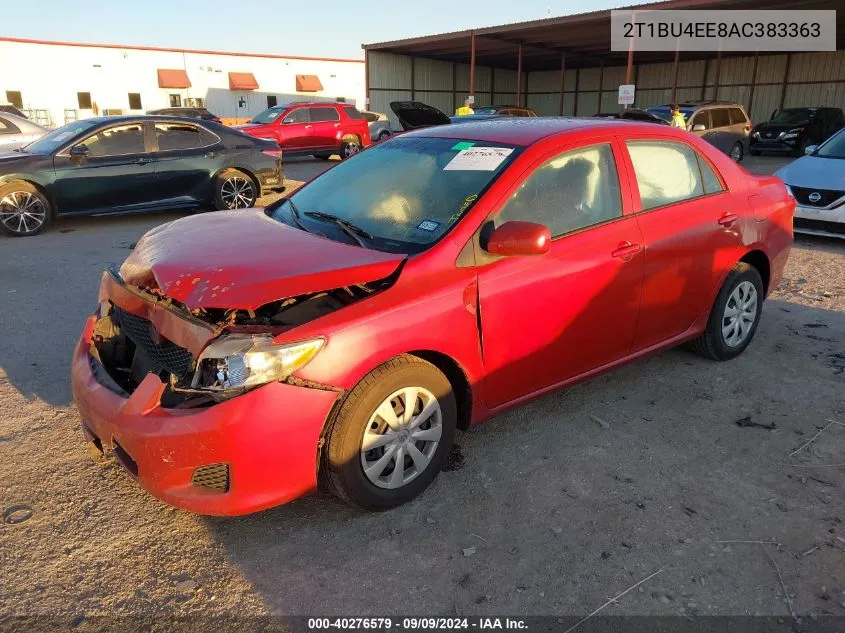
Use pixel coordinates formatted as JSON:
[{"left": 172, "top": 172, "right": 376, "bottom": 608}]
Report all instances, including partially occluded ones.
[
  {"left": 340, "top": 137, "right": 362, "bottom": 160},
  {"left": 689, "top": 262, "right": 764, "bottom": 361},
  {"left": 0, "top": 181, "right": 52, "bottom": 237},
  {"left": 323, "top": 355, "right": 457, "bottom": 510},
  {"left": 377, "top": 130, "right": 391, "bottom": 141},
  {"left": 213, "top": 169, "right": 257, "bottom": 210},
  {"left": 730, "top": 142, "right": 744, "bottom": 162}
]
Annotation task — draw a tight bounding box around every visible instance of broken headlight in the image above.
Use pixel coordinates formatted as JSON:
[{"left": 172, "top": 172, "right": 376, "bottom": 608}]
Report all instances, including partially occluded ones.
[{"left": 191, "top": 335, "right": 324, "bottom": 391}]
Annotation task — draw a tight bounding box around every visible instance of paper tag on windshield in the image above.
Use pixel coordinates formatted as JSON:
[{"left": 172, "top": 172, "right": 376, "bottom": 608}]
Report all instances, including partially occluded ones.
[{"left": 444, "top": 147, "right": 513, "bottom": 171}]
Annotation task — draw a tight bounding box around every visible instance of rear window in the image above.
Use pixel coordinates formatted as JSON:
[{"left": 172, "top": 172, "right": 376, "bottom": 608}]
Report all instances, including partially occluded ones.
[
  {"left": 710, "top": 108, "right": 731, "bottom": 128},
  {"left": 729, "top": 108, "right": 748, "bottom": 125}
]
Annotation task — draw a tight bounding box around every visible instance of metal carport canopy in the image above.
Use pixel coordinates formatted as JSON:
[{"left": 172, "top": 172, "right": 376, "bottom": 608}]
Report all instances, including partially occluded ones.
[{"left": 362, "top": 0, "right": 845, "bottom": 71}]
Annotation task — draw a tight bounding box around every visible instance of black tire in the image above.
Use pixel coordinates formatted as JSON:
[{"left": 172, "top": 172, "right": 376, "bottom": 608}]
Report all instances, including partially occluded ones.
[
  {"left": 323, "top": 355, "right": 457, "bottom": 510},
  {"left": 313, "top": 153, "right": 333, "bottom": 160},
  {"left": 750, "top": 149, "right": 761, "bottom": 156},
  {"left": 213, "top": 169, "right": 257, "bottom": 210},
  {"left": 339, "top": 137, "right": 362, "bottom": 160},
  {"left": 377, "top": 130, "right": 391, "bottom": 141},
  {"left": 0, "top": 181, "right": 53, "bottom": 237},
  {"left": 689, "top": 262, "right": 764, "bottom": 361},
  {"left": 730, "top": 142, "right": 744, "bottom": 163}
]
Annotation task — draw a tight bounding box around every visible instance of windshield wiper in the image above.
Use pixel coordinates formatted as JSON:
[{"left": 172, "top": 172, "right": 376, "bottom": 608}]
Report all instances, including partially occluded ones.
[
  {"left": 285, "top": 198, "right": 310, "bottom": 233},
  {"left": 304, "top": 211, "right": 373, "bottom": 247}
]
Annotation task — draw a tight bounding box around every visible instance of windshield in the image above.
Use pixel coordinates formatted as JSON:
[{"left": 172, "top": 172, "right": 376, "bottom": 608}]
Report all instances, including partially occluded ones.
[
  {"left": 771, "top": 108, "right": 812, "bottom": 124},
  {"left": 23, "top": 120, "right": 100, "bottom": 154},
  {"left": 646, "top": 105, "right": 695, "bottom": 122},
  {"left": 249, "top": 106, "right": 285, "bottom": 124},
  {"left": 268, "top": 136, "right": 521, "bottom": 253},
  {"left": 815, "top": 129, "right": 845, "bottom": 159}
]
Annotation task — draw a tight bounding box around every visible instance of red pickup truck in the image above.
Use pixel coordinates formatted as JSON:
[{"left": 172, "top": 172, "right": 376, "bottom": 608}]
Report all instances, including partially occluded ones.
[{"left": 236, "top": 102, "right": 371, "bottom": 160}]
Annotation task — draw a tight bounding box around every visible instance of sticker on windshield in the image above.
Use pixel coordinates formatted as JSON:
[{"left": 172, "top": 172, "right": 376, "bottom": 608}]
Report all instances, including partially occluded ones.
[
  {"left": 417, "top": 220, "right": 440, "bottom": 232},
  {"left": 451, "top": 141, "right": 476, "bottom": 151},
  {"left": 444, "top": 147, "right": 513, "bottom": 171},
  {"left": 51, "top": 132, "right": 74, "bottom": 143}
]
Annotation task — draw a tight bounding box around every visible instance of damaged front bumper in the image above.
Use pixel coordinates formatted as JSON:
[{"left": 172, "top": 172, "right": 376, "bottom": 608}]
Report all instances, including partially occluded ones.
[{"left": 71, "top": 273, "right": 340, "bottom": 515}]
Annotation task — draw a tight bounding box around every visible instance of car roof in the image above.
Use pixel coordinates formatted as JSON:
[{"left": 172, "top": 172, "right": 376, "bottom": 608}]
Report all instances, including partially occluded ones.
[
  {"left": 407, "top": 116, "right": 678, "bottom": 145},
  {"left": 0, "top": 111, "right": 44, "bottom": 128}
]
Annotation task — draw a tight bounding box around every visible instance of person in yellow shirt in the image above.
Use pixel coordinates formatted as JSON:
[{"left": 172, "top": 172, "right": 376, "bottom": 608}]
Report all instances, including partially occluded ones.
[
  {"left": 670, "top": 103, "right": 687, "bottom": 129},
  {"left": 455, "top": 99, "right": 475, "bottom": 116}
]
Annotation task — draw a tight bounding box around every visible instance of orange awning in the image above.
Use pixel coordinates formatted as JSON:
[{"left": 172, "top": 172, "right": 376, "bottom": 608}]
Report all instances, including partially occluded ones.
[
  {"left": 157, "top": 68, "right": 191, "bottom": 89},
  {"left": 296, "top": 74, "right": 323, "bottom": 92},
  {"left": 229, "top": 72, "right": 259, "bottom": 90}
]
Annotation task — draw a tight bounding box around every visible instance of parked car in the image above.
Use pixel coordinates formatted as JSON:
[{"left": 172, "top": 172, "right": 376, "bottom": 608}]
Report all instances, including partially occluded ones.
[
  {"left": 0, "top": 116, "right": 282, "bottom": 236},
  {"left": 751, "top": 107, "right": 845, "bottom": 157},
  {"left": 238, "top": 102, "right": 371, "bottom": 159},
  {"left": 473, "top": 105, "right": 537, "bottom": 117},
  {"left": 71, "top": 117, "right": 793, "bottom": 514},
  {"left": 593, "top": 108, "right": 669, "bottom": 125},
  {"left": 775, "top": 128, "right": 845, "bottom": 238},
  {"left": 0, "top": 112, "right": 48, "bottom": 150},
  {"left": 147, "top": 107, "right": 222, "bottom": 123},
  {"left": 647, "top": 101, "right": 751, "bottom": 162},
  {"left": 363, "top": 111, "right": 392, "bottom": 141},
  {"left": 0, "top": 103, "right": 28, "bottom": 118},
  {"left": 390, "top": 101, "right": 503, "bottom": 129}
]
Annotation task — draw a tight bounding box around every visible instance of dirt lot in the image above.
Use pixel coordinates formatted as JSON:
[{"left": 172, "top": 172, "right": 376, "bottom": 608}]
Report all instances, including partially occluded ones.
[{"left": 1, "top": 155, "right": 845, "bottom": 624}]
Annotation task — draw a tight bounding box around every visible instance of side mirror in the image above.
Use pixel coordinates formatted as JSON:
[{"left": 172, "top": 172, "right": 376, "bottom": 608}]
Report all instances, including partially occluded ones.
[
  {"left": 692, "top": 124, "right": 706, "bottom": 132},
  {"left": 69, "top": 144, "right": 89, "bottom": 157},
  {"left": 282, "top": 117, "right": 295, "bottom": 124},
  {"left": 484, "top": 221, "right": 551, "bottom": 257},
  {"left": 804, "top": 144, "right": 817, "bottom": 155}
]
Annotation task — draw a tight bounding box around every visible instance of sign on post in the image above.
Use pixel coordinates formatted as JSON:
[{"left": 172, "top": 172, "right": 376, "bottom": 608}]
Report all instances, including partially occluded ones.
[{"left": 618, "top": 84, "right": 636, "bottom": 105}]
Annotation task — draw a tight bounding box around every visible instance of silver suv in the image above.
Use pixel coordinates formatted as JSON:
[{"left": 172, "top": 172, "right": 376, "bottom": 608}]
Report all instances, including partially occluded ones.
[{"left": 646, "top": 101, "right": 752, "bottom": 162}]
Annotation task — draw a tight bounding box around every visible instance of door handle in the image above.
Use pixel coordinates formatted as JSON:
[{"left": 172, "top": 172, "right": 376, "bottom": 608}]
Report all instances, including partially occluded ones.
[
  {"left": 304, "top": 125, "right": 313, "bottom": 129},
  {"left": 334, "top": 123, "right": 341, "bottom": 127},
  {"left": 718, "top": 212, "right": 738, "bottom": 227},
  {"left": 611, "top": 241, "right": 642, "bottom": 260}
]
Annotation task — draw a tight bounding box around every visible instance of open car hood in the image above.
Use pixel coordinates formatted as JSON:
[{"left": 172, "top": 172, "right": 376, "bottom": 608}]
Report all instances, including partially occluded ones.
[
  {"left": 389, "top": 101, "right": 452, "bottom": 130},
  {"left": 119, "top": 210, "right": 406, "bottom": 310}
]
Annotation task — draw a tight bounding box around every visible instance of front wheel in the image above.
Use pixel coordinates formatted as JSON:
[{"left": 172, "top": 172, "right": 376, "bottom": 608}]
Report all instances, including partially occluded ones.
[
  {"left": 689, "top": 262, "right": 764, "bottom": 361},
  {"left": 213, "top": 169, "right": 257, "bottom": 210},
  {"left": 323, "top": 355, "right": 457, "bottom": 510},
  {"left": 0, "top": 181, "right": 53, "bottom": 237}
]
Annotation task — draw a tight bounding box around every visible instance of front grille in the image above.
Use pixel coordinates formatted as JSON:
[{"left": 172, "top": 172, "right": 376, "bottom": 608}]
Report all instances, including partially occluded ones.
[
  {"left": 791, "top": 186, "right": 845, "bottom": 208},
  {"left": 191, "top": 463, "right": 230, "bottom": 492},
  {"left": 794, "top": 217, "right": 845, "bottom": 235},
  {"left": 113, "top": 307, "right": 193, "bottom": 378}
]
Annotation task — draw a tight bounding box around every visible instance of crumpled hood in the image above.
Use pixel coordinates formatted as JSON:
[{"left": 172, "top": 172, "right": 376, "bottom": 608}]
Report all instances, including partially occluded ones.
[
  {"left": 119, "top": 210, "right": 405, "bottom": 310},
  {"left": 775, "top": 156, "right": 845, "bottom": 190}
]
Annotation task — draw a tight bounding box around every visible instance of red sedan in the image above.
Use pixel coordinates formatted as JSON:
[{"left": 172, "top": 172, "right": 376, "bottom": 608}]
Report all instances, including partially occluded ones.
[{"left": 71, "top": 118, "right": 793, "bottom": 514}]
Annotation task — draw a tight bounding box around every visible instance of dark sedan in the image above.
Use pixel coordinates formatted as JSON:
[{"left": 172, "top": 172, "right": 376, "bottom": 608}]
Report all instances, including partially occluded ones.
[{"left": 0, "top": 116, "right": 282, "bottom": 237}]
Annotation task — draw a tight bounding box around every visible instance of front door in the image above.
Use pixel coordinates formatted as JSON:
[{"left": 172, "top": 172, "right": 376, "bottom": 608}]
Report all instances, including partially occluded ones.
[
  {"left": 308, "top": 106, "right": 341, "bottom": 150},
  {"left": 53, "top": 122, "right": 157, "bottom": 214},
  {"left": 277, "top": 107, "right": 313, "bottom": 150},
  {"left": 477, "top": 140, "right": 644, "bottom": 409},
  {"left": 152, "top": 121, "right": 221, "bottom": 204},
  {"left": 621, "top": 137, "right": 744, "bottom": 351}
]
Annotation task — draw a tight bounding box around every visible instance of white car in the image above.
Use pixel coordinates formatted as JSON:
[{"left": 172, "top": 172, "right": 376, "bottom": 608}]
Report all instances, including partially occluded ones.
[
  {"left": 363, "top": 111, "right": 392, "bottom": 141},
  {"left": 0, "top": 112, "right": 48, "bottom": 150},
  {"left": 775, "top": 128, "right": 845, "bottom": 238}
]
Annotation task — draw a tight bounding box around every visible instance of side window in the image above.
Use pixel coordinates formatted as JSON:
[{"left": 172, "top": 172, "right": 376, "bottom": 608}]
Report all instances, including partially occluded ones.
[
  {"left": 78, "top": 124, "right": 145, "bottom": 157},
  {"left": 343, "top": 106, "right": 365, "bottom": 120},
  {"left": 498, "top": 143, "right": 623, "bottom": 237},
  {"left": 710, "top": 108, "right": 731, "bottom": 129},
  {"left": 155, "top": 123, "right": 212, "bottom": 151},
  {"left": 0, "top": 116, "right": 20, "bottom": 135},
  {"left": 309, "top": 107, "right": 341, "bottom": 122},
  {"left": 283, "top": 108, "right": 309, "bottom": 124},
  {"left": 697, "top": 155, "right": 725, "bottom": 194},
  {"left": 729, "top": 107, "right": 748, "bottom": 125},
  {"left": 626, "top": 140, "right": 704, "bottom": 210},
  {"left": 690, "top": 111, "right": 710, "bottom": 130}
]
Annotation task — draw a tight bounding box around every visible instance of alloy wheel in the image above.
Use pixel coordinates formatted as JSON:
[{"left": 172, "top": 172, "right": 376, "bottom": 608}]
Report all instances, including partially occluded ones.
[
  {"left": 722, "top": 281, "right": 758, "bottom": 347},
  {"left": 0, "top": 191, "right": 46, "bottom": 235},
  {"left": 343, "top": 142, "right": 361, "bottom": 158},
  {"left": 220, "top": 177, "right": 255, "bottom": 209},
  {"left": 360, "top": 386, "right": 443, "bottom": 490}
]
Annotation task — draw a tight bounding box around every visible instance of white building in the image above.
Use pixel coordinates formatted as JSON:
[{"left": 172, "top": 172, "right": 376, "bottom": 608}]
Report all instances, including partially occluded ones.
[{"left": 0, "top": 37, "right": 366, "bottom": 127}]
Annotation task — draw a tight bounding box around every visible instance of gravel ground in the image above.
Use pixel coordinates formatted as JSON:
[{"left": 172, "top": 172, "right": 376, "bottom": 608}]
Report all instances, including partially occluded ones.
[{"left": 1, "top": 155, "right": 845, "bottom": 625}]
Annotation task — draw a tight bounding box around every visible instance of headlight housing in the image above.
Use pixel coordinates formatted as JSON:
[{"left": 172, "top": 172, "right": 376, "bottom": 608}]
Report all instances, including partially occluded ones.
[
  {"left": 782, "top": 128, "right": 804, "bottom": 140},
  {"left": 190, "top": 335, "right": 324, "bottom": 391},
  {"left": 784, "top": 184, "right": 795, "bottom": 199}
]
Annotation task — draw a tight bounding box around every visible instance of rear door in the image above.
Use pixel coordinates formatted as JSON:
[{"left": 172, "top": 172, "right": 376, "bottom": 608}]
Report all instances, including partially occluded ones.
[
  {"left": 308, "top": 106, "right": 341, "bottom": 150},
  {"left": 53, "top": 122, "right": 158, "bottom": 214},
  {"left": 277, "top": 106, "right": 312, "bottom": 150},
  {"left": 707, "top": 107, "right": 734, "bottom": 154},
  {"left": 152, "top": 121, "right": 222, "bottom": 203},
  {"left": 477, "top": 138, "right": 644, "bottom": 408},
  {"left": 621, "top": 137, "right": 745, "bottom": 351}
]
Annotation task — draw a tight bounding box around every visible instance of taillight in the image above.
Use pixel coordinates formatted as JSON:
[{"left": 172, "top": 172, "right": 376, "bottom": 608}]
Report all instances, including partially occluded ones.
[
  {"left": 262, "top": 149, "right": 283, "bottom": 159},
  {"left": 745, "top": 123, "right": 752, "bottom": 132}
]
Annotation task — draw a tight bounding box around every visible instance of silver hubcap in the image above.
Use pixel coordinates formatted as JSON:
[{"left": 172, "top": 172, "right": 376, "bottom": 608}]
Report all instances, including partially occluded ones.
[
  {"left": 722, "top": 281, "right": 758, "bottom": 347},
  {"left": 344, "top": 142, "right": 360, "bottom": 158},
  {"left": 1, "top": 191, "right": 46, "bottom": 234},
  {"left": 360, "top": 386, "right": 442, "bottom": 490},
  {"left": 731, "top": 144, "right": 742, "bottom": 161},
  {"left": 220, "top": 177, "right": 255, "bottom": 209}
]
